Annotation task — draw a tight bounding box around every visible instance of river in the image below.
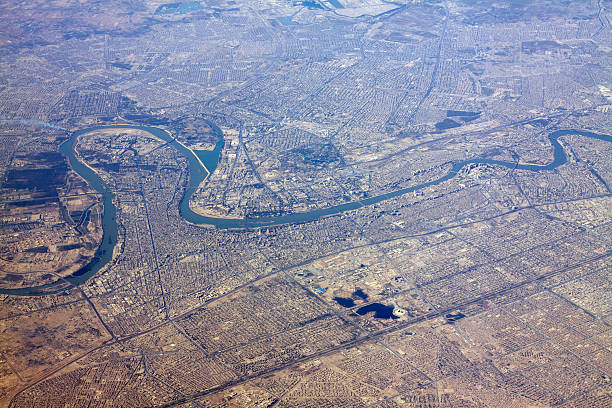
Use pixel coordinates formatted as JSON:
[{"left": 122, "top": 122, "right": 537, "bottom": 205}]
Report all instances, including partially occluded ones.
[{"left": 1, "top": 126, "right": 610, "bottom": 296}]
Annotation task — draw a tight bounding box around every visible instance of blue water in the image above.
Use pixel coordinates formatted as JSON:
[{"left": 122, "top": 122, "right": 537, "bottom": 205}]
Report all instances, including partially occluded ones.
[{"left": 1, "top": 126, "right": 610, "bottom": 296}]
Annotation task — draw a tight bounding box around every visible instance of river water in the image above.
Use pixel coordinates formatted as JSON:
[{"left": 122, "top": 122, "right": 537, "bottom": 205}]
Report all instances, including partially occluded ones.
[{"left": 1, "top": 126, "right": 609, "bottom": 296}]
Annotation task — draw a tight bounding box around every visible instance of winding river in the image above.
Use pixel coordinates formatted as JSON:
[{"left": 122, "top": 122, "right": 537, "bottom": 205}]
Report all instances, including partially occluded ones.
[{"left": 1, "top": 126, "right": 610, "bottom": 296}]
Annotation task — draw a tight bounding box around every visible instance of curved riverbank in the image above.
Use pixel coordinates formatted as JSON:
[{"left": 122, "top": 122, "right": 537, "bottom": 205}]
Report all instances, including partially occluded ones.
[
  {"left": 179, "top": 128, "right": 612, "bottom": 228},
  {"left": 0, "top": 124, "right": 223, "bottom": 296},
  {"left": 1, "top": 126, "right": 610, "bottom": 296}
]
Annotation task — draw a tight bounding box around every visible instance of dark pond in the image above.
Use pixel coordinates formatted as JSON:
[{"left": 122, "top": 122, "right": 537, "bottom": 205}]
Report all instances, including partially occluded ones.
[
  {"left": 334, "top": 297, "right": 355, "bottom": 308},
  {"left": 447, "top": 110, "right": 481, "bottom": 117},
  {"left": 356, "top": 303, "right": 399, "bottom": 319},
  {"left": 435, "top": 118, "right": 461, "bottom": 130},
  {"left": 352, "top": 289, "right": 368, "bottom": 300},
  {"left": 445, "top": 312, "right": 466, "bottom": 323}
]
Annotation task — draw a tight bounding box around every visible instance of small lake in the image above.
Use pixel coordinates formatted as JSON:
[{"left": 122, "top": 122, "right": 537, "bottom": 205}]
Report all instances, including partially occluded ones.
[
  {"left": 356, "top": 303, "right": 398, "bottom": 319},
  {"left": 334, "top": 297, "right": 355, "bottom": 308}
]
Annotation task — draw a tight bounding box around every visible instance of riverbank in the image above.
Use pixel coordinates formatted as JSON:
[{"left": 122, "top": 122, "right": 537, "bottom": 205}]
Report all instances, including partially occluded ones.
[{"left": 2, "top": 126, "right": 609, "bottom": 296}]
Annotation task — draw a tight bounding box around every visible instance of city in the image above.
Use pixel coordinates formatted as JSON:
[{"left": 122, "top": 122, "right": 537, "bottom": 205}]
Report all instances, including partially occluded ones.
[{"left": 0, "top": 0, "right": 611, "bottom": 407}]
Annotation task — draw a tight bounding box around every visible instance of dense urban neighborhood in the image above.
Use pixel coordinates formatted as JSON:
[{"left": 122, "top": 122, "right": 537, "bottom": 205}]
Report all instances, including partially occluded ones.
[{"left": 0, "top": 0, "right": 611, "bottom": 407}]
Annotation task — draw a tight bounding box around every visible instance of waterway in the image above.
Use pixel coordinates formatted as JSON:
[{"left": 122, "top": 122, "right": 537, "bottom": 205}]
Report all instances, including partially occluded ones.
[{"left": 1, "top": 126, "right": 610, "bottom": 296}]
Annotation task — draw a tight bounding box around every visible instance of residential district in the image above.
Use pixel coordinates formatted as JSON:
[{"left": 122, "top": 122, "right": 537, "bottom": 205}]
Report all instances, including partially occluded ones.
[{"left": 0, "top": 0, "right": 611, "bottom": 407}]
